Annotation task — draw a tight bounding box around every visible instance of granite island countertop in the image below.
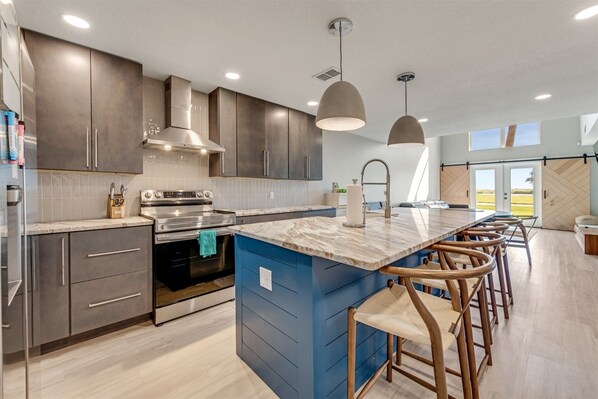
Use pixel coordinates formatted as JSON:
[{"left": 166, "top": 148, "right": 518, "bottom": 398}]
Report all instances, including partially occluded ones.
[
  {"left": 218, "top": 205, "right": 335, "bottom": 217},
  {"left": 229, "top": 208, "right": 494, "bottom": 270},
  {"left": 24, "top": 216, "right": 153, "bottom": 235}
]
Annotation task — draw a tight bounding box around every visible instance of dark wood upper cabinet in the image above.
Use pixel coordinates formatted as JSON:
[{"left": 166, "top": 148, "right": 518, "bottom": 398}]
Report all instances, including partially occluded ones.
[
  {"left": 91, "top": 49, "right": 143, "bottom": 173},
  {"left": 24, "top": 30, "right": 143, "bottom": 174},
  {"left": 209, "top": 88, "right": 321, "bottom": 180},
  {"left": 307, "top": 114, "right": 323, "bottom": 180},
  {"left": 265, "top": 102, "right": 289, "bottom": 179},
  {"left": 209, "top": 88, "right": 237, "bottom": 177},
  {"left": 24, "top": 30, "right": 92, "bottom": 172},
  {"left": 289, "top": 109, "right": 308, "bottom": 180},
  {"left": 236, "top": 94, "right": 266, "bottom": 177}
]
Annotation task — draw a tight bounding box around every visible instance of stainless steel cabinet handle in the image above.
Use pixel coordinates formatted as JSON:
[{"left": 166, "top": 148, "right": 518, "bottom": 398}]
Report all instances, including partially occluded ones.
[
  {"left": 266, "top": 151, "right": 270, "bottom": 177},
  {"left": 304, "top": 156, "right": 308, "bottom": 178},
  {"left": 308, "top": 156, "right": 311, "bottom": 179},
  {"left": 31, "top": 238, "right": 36, "bottom": 292},
  {"left": 61, "top": 237, "right": 66, "bottom": 286},
  {"left": 86, "top": 127, "right": 90, "bottom": 168},
  {"left": 94, "top": 128, "right": 98, "bottom": 169},
  {"left": 2, "top": 324, "right": 10, "bottom": 329},
  {"left": 220, "top": 153, "right": 225, "bottom": 175},
  {"left": 88, "top": 292, "right": 141, "bottom": 308},
  {"left": 263, "top": 150, "right": 267, "bottom": 176},
  {"left": 86, "top": 247, "right": 141, "bottom": 258}
]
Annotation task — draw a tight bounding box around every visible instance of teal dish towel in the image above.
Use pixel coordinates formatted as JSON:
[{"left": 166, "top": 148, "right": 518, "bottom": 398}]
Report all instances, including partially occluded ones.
[{"left": 199, "top": 230, "right": 217, "bottom": 258}]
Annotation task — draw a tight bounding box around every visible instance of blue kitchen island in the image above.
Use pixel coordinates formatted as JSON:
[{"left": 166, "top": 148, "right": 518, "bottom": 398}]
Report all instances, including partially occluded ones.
[{"left": 230, "top": 208, "right": 493, "bottom": 399}]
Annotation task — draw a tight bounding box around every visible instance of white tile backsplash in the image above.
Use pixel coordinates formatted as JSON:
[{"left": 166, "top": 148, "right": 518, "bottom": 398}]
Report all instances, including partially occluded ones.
[{"left": 30, "top": 149, "right": 311, "bottom": 222}]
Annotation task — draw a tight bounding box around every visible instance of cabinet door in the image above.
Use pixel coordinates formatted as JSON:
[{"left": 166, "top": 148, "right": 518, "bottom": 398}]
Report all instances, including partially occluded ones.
[
  {"left": 31, "top": 234, "right": 70, "bottom": 345},
  {"left": 306, "top": 114, "right": 323, "bottom": 180},
  {"left": 236, "top": 94, "right": 266, "bottom": 177},
  {"left": 542, "top": 159, "right": 590, "bottom": 231},
  {"left": 265, "top": 102, "right": 289, "bottom": 179},
  {"left": 209, "top": 88, "right": 237, "bottom": 177},
  {"left": 24, "top": 30, "right": 92, "bottom": 171},
  {"left": 288, "top": 109, "right": 308, "bottom": 180},
  {"left": 91, "top": 50, "right": 143, "bottom": 173}
]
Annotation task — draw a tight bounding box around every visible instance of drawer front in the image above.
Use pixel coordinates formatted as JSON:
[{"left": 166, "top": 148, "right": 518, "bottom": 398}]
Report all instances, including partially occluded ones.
[
  {"left": 70, "top": 226, "right": 151, "bottom": 283},
  {"left": 303, "top": 209, "right": 336, "bottom": 218},
  {"left": 71, "top": 270, "right": 150, "bottom": 335}
]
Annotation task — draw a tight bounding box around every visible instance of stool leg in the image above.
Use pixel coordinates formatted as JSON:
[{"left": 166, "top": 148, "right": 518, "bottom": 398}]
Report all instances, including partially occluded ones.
[
  {"left": 430, "top": 336, "right": 449, "bottom": 399},
  {"left": 456, "top": 326, "right": 473, "bottom": 399},
  {"left": 462, "top": 307, "right": 480, "bottom": 399},
  {"left": 486, "top": 272, "right": 499, "bottom": 325},
  {"left": 386, "top": 333, "right": 393, "bottom": 382},
  {"left": 495, "top": 249, "right": 510, "bottom": 319},
  {"left": 395, "top": 336, "right": 403, "bottom": 366},
  {"left": 478, "top": 281, "right": 493, "bottom": 365},
  {"left": 347, "top": 307, "right": 357, "bottom": 399},
  {"left": 519, "top": 223, "right": 532, "bottom": 267},
  {"left": 502, "top": 250, "right": 514, "bottom": 305}
]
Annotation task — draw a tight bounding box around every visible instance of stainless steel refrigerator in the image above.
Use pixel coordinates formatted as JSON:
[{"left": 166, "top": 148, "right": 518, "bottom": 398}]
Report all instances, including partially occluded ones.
[{"left": 0, "top": 1, "right": 39, "bottom": 398}]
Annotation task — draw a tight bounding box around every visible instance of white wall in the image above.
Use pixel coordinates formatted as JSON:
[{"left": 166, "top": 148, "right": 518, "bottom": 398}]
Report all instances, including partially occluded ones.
[
  {"left": 309, "top": 133, "right": 441, "bottom": 205},
  {"left": 440, "top": 116, "right": 598, "bottom": 215}
]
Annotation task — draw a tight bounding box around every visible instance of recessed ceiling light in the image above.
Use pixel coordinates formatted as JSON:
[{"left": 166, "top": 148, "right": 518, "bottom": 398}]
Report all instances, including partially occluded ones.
[
  {"left": 575, "top": 5, "right": 598, "bottom": 20},
  {"left": 164, "top": 144, "right": 172, "bottom": 151},
  {"left": 200, "top": 149, "right": 208, "bottom": 155},
  {"left": 534, "top": 93, "right": 552, "bottom": 100},
  {"left": 62, "top": 14, "right": 90, "bottom": 29},
  {"left": 225, "top": 72, "right": 240, "bottom": 80},
  {"left": 307, "top": 101, "right": 318, "bottom": 106},
  {"left": 417, "top": 118, "right": 429, "bottom": 123},
  {"left": 0, "top": 0, "right": 13, "bottom": 5}
]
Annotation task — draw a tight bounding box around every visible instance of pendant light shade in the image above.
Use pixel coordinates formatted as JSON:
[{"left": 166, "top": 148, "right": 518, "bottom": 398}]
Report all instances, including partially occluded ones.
[
  {"left": 316, "top": 80, "right": 366, "bottom": 131},
  {"left": 316, "top": 17, "right": 366, "bottom": 132},
  {"left": 387, "top": 115, "right": 425, "bottom": 147},
  {"left": 387, "top": 72, "right": 425, "bottom": 147}
]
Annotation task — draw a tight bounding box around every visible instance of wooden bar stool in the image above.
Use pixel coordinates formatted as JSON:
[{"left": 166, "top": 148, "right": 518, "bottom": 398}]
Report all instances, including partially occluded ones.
[
  {"left": 412, "top": 231, "right": 506, "bottom": 381},
  {"left": 347, "top": 245, "right": 495, "bottom": 399},
  {"left": 468, "top": 223, "right": 512, "bottom": 319},
  {"left": 494, "top": 216, "right": 532, "bottom": 267}
]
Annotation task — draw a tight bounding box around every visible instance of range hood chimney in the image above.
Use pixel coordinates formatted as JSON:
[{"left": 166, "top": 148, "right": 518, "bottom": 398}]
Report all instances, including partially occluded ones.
[{"left": 143, "top": 76, "right": 224, "bottom": 153}]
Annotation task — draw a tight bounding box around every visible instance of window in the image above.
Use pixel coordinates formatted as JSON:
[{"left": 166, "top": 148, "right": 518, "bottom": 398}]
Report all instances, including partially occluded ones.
[{"left": 469, "top": 122, "right": 540, "bottom": 151}]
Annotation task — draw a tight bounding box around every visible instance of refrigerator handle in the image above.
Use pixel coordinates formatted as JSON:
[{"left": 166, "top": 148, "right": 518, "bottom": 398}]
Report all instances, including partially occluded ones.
[{"left": 6, "top": 185, "right": 23, "bottom": 307}]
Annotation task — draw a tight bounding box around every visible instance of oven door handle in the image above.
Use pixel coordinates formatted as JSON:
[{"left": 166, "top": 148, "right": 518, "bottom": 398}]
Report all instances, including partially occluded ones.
[{"left": 155, "top": 227, "right": 232, "bottom": 244}]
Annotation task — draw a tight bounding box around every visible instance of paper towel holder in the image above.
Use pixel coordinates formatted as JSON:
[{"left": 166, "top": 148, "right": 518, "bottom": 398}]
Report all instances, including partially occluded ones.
[{"left": 343, "top": 180, "right": 366, "bottom": 228}]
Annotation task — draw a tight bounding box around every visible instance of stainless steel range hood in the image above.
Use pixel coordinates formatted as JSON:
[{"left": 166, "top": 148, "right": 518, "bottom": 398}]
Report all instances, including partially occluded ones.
[{"left": 143, "top": 76, "right": 224, "bottom": 153}]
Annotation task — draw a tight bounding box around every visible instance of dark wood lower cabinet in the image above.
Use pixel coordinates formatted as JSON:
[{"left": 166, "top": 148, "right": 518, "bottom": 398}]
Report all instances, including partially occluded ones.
[{"left": 31, "top": 234, "right": 70, "bottom": 346}]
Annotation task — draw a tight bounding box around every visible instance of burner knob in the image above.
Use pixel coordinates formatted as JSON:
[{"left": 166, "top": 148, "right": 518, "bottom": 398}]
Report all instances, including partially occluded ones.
[
  {"left": 154, "top": 192, "right": 162, "bottom": 198},
  {"left": 159, "top": 225, "right": 165, "bottom": 230},
  {"left": 203, "top": 190, "right": 213, "bottom": 199},
  {"left": 196, "top": 191, "right": 204, "bottom": 198},
  {"left": 144, "top": 192, "right": 152, "bottom": 199}
]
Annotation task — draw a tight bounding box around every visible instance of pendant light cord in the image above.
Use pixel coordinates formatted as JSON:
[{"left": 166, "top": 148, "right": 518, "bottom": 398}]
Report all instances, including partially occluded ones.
[
  {"left": 404, "top": 81, "right": 408, "bottom": 115},
  {"left": 339, "top": 21, "right": 343, "bottom": 81}
]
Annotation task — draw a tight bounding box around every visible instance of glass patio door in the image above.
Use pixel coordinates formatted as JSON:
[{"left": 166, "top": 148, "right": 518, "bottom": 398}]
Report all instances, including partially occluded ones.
[{"left": 471, "top": 162, "right": 542, "bottom": 225}]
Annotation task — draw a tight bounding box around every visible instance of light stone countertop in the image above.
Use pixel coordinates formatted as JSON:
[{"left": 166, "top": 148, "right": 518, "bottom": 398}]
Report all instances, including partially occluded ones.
[
  {"left": 219, "top": 205, "right": 335, "bottom": 217},
  {"left": 24, "top": 217, "right": 153, "bottom": 235},
  {"left": 229, "top": 208, "right": 495, "bottom": 270}
]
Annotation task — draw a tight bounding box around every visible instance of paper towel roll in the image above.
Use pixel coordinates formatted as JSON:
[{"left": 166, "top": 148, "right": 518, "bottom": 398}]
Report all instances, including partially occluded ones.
[{"left": 346, "top": 183, "right": 363, "bottom": 225}]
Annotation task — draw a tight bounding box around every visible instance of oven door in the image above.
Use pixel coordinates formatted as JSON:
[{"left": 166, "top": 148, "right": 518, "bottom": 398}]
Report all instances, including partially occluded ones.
[{"left": 154, "top": 227, "right": 234, "bottom": 309}]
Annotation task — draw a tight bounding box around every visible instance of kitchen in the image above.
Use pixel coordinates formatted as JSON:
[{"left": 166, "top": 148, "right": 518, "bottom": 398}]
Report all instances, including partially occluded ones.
[{"left": 1, "top": 1, "right": 598, "bottom": 399}]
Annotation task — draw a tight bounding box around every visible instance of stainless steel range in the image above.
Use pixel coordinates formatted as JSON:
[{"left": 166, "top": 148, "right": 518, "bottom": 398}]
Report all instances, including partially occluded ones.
[{"left": 140, "top": 189, "right": 236, "bottom": 325}]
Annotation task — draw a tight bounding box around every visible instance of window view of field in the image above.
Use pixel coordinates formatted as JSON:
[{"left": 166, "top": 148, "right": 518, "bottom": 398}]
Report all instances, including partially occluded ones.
[{"left": 474, "top": 167, "right": 534, "bottom": 217}]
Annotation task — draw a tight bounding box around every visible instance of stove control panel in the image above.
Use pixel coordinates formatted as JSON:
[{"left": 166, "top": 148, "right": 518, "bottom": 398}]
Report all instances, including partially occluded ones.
[{"left": 141, "top": 190, "right": 214, "bottom": 204}]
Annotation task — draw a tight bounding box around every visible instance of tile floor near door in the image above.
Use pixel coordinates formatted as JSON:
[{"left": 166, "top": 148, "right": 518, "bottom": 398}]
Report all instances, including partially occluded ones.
[{"left": 24, "top": 229, "right": 598, "bottom": 398}]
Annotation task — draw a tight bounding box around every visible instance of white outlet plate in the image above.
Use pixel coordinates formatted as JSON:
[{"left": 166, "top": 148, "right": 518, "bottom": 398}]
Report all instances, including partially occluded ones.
[
  {"left": 259, "top": 267, "right": 272, "bottom": 291},
  {"left": 269, "top": 191, "right": 274, "bottom": 200}
]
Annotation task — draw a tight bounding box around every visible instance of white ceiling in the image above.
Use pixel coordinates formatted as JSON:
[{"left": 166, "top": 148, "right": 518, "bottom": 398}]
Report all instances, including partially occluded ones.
[{"left": 14, "top": 0, "right": 598, "bottom": 143}]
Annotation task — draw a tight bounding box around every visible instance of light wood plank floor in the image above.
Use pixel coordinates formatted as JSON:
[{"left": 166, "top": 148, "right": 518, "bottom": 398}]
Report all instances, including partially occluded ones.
[{"left": 14, "top": 229, "right": 598, "bottom": 398}]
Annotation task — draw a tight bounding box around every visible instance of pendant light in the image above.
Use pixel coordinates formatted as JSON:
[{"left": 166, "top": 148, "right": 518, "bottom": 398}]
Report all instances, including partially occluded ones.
[
  {"left": 316, "top": 18, "right": 366, "bottom": 131},
  {"left": 387, "top": 72, "right": 425, "bottom": 147}
]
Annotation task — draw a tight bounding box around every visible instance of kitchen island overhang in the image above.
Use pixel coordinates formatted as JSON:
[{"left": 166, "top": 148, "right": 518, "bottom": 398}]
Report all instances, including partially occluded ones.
[{"left": 230, "top": 208, "right": 494, "bottom": 399}]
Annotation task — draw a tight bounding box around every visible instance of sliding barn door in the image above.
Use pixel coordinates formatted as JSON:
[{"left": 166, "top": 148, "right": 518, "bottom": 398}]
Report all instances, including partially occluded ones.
[
  {"left": 542, "top": 159, "right": 590, "bottom": 231},
  {"left": 440, "top": 165, "right": 470, "bottom": 206}
]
